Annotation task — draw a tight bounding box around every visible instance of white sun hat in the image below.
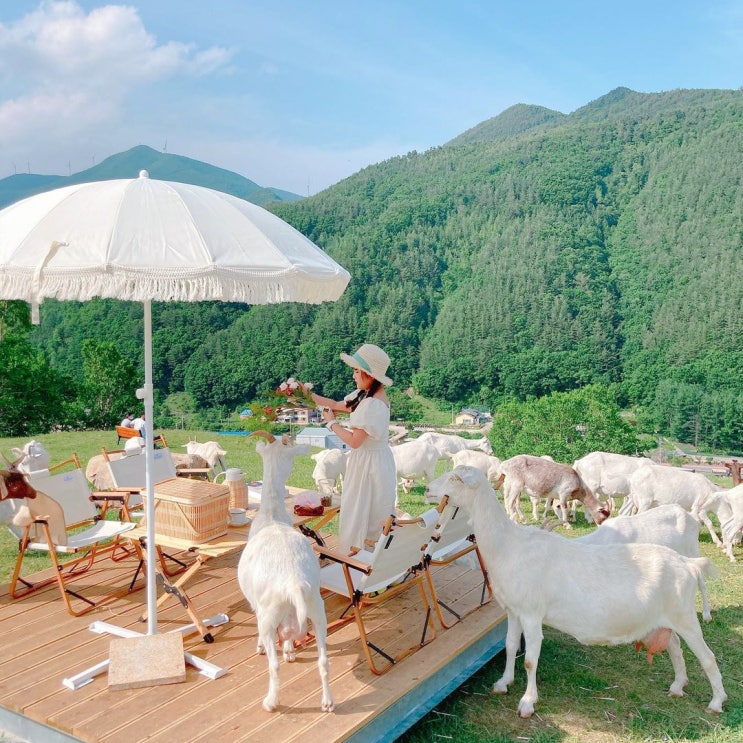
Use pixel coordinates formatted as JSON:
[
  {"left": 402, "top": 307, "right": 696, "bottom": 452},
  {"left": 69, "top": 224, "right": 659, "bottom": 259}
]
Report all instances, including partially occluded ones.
[{"left": 339, "top": 343, "right": 393, "bottom": 386}]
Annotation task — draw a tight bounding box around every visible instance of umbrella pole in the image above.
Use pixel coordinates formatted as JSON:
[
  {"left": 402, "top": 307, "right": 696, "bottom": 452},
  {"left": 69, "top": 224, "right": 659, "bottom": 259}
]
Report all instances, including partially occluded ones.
[
  {"left": 141, "top": 299, "right": 158, "bottom": 635},
  {"left": 60, "top": 300, "right": 229, "bottom": 689}
]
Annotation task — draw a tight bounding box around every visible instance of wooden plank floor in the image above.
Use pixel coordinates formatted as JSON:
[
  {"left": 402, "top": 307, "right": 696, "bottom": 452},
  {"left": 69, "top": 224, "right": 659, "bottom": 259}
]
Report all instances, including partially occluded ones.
[{"left": 0, "top": 537, "right": 507, "bottom": 743}]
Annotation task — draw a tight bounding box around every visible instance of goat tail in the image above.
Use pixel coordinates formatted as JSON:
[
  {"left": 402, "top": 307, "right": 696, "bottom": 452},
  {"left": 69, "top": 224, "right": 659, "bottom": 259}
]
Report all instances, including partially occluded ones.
[
  {"left": 689, "top": 556, "right": 719, "bottom": 582},
  {"left": 687, "top": 557, "right": 717, "bottom": 622},
  {"left": 284, "top": 576, "right": 313, "bottom": 631}
]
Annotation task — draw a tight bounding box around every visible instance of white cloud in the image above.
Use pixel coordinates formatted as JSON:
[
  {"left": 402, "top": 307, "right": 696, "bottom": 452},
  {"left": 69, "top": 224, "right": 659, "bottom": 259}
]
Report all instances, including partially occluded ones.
[{"left": 0, "top": 2, "right": 232, "bottom": 152}]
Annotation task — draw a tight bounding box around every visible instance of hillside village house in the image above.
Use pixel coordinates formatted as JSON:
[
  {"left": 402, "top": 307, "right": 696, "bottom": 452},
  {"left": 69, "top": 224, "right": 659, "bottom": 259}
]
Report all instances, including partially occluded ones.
[{"left": 455, "top": 408, "right": 492, "bottom": 426}]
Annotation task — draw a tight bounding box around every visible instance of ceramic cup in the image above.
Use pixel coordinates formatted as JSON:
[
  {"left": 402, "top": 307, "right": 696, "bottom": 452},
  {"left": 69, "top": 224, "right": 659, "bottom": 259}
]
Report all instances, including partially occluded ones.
[{"left": 229, "top": 507, "right": 249, "bottom": 526}]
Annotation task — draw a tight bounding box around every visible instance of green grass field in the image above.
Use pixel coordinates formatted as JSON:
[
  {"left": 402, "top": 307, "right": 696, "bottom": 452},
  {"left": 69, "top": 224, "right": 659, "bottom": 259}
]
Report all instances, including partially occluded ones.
[{"left": 1, "top": 430, "right": 741, "bottom": 743}]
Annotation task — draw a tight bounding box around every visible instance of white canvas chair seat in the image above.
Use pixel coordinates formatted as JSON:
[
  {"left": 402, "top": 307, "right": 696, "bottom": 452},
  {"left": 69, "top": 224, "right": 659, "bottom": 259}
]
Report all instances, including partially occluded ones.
[
  {"left": 315, "top": 511, "right": 439, "bottom": 675},
  {"left": 423, "top": 496, "right": 493, "bottom": 628},
  {"left": 8, "top": 458, "right": 140, "bottom": 616},
  {"left": 24, "top": 518, "right": 135, "bottom": 553}
]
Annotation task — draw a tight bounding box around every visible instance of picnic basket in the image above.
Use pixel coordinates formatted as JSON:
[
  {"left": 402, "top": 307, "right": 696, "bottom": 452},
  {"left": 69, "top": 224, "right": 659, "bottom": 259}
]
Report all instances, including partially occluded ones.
[{"left": 142, "top": 478, "right": 230, "bottom": 544}]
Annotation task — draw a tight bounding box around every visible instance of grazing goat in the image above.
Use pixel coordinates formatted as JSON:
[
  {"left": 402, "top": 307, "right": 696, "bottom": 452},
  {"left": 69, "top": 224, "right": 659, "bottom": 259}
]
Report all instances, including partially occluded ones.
[
  {"left": 391, "top": 438, "right": 440, "bottom": 494},
  {"left": 625, "top": 464, "right": 724, "bottom": 545},
  {"left": 573, "top": 451, "right": 653, "bottom": 514},
  {"left": 418, "top": 431, "right": 492, "bottom": 462},
  {"left": 426, "top": 466, "right": 726, "bottom": 718},
  {"left": 498, "top": 454, "right": 609, "bottom": 528},
  {"left": 311, "top": 449, "right": 348, "bottom": 497},
  {"left": 236, "top": 431, "right": 333, "bottom": 713},
  {"left": 575, "top": 504, "right": 712, "bottom": 621}
]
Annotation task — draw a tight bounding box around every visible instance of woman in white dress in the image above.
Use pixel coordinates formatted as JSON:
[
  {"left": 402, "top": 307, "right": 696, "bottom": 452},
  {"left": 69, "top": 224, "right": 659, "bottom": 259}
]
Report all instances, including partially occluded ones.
[{"left": 310, "top": 344, "right": 397, "bottom": 554}]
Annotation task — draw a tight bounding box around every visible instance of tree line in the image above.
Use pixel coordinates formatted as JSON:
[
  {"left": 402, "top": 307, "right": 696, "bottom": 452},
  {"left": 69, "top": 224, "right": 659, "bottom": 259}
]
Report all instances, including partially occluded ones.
[{"left": 1, "top": 87, "right": 741, "bottom": 453}]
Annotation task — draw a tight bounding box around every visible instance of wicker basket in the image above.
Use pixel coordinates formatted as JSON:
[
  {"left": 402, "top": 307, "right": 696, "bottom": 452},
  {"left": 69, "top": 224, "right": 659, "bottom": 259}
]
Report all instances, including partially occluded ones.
[
  {"left": 142, "top": 478, "right": 230, "bottom": 544},
  {"left": 227, "top": 479, "right": 249, "bottom": 510}
]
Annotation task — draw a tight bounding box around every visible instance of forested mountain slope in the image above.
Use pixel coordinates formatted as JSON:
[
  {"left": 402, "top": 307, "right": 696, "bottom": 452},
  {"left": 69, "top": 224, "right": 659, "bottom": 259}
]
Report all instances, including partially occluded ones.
[
  {"left": 21, "top": 87, "right": 743, "bottom": 447},
  {"left": 0, "top": 145, "right": 301, "bottom": 209}
]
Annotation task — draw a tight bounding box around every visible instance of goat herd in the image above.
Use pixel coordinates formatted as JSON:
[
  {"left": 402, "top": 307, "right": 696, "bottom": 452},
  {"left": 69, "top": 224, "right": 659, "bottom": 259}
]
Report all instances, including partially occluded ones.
[{"left": 2, "top": 433, "right": 741, "bottom": 720}]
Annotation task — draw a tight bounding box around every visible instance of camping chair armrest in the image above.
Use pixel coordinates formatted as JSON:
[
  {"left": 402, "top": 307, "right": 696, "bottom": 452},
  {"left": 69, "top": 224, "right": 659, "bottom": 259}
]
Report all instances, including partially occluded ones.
[
  {"left": 90, "top": 491, "right": 126, "bottom": 503},
  {"left": 313, "top": 545, "right": 372, "bottom": 575}
]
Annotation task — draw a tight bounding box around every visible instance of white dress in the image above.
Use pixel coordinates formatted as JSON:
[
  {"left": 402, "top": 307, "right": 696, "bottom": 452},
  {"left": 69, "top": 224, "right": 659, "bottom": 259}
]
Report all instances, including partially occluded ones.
[{"left": 338, "top": 396, "right": 397, "bottom": 553}]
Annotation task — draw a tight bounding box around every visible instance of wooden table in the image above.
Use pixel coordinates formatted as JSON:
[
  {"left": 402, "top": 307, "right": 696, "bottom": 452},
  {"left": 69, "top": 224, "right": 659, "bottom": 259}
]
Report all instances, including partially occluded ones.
[{"left": 127, "top": 488, "right": 339, "bottom": 641}]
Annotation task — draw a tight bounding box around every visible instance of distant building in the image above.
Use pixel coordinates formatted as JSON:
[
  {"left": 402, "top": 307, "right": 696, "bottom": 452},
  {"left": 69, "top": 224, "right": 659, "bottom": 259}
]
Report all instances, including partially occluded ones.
[
  {"left": 295, "top": 426, "right": 349, "bottom": 451},
  {"left": 455, "top": 408, "right": 492, "bottom": 426},
  {"left": 276, "top": 408, "right": 322, "bottom": 425}
]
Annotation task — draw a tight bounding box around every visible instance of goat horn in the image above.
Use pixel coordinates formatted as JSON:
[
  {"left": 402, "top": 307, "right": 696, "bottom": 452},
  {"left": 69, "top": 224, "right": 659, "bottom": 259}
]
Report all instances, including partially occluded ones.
[
  {"left": 248, "top": 430, "right": 276, "bottom": 443},
  {"left": 0, "top": 452, "right": 11, "bottom": 466}
]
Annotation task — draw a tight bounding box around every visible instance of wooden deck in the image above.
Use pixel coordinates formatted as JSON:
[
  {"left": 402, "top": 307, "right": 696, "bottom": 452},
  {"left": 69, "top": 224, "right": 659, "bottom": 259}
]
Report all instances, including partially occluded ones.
[{"left": 0, "top": 532, "right": 507, "bottom": 743}]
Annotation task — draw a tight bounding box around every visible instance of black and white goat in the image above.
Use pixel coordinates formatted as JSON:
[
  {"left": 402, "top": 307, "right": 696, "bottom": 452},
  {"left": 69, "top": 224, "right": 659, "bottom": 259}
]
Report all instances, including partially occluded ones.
[
  {"left": 236, "top": 431, "right": 333, "bottom": 713},
  {"left": 426, "top": 465, "right": 726, "bottom": 718}
]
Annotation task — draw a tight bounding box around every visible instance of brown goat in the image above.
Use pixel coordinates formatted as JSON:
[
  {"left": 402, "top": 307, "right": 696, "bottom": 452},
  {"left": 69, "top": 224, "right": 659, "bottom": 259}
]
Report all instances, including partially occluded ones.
[
  {"left": 498, "top": 454, "right": 609, "bottom": 528},
  {"left": 0, "top": 454, "right": 38, "bottom": 501}
]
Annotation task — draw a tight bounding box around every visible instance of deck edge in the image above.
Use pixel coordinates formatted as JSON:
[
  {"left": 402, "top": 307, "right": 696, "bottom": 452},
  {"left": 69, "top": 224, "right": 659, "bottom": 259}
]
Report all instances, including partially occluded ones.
[
  {"left": 0, "top": 705, "right": 82, "bottom": 743},
  {"left": 345, "top": 617, "right": 508, "bottom": 743}
]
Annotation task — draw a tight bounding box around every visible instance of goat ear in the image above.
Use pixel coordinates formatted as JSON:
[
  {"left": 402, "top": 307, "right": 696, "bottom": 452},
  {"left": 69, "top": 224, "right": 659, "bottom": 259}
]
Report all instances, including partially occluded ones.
[{"left": 457, "top": 467, "right": 481, "bottom": 486}]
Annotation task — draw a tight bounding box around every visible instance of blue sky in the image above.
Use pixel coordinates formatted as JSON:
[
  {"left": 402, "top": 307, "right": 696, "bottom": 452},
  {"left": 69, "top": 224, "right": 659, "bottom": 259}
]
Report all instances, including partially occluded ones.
[{"left": 1, "top": 1, "right": 740, "bottom": 195}]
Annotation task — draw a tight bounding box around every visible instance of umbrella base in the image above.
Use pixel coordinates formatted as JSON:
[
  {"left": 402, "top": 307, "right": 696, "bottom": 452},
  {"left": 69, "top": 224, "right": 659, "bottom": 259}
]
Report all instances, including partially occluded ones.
[
  {"left": 108, "top": 633, "right": 186, "bottom": 690},
  {"left": 61, "top": 615, "right": 229, "bottom": 690}
]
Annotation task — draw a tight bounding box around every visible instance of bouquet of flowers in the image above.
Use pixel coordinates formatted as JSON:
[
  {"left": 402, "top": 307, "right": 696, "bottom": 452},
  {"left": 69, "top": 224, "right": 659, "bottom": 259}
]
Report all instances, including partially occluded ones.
[{"left": 249, "top": 378, "right": 316, "bottom": 423}]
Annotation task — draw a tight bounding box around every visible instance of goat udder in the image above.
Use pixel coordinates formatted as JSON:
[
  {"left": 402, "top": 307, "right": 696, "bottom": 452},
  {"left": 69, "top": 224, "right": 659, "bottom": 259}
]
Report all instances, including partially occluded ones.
[{"left": 634, "top": 627, "right": 673, "bottom": 664}]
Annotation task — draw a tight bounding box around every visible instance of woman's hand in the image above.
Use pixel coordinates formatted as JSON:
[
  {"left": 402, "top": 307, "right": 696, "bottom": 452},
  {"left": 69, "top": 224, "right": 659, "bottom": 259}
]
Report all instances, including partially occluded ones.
[{"left": 321, "top": 406, "right": 335, "bottom": 424}]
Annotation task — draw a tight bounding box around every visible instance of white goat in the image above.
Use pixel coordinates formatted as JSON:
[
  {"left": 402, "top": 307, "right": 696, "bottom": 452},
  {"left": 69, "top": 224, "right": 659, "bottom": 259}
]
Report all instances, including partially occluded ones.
[
  {"left": 498, "top": 454, "right": 610, "bottom": 528},
  {"left": 575, "top": 504, "right": 712, "bottom": 621},
  {"left": 718, "top": 483, "right": 743, "bottom": 562},
  {"left": 573, "top": 451, "right": 653, "bottom": 514},
  {"left": 418, "top": 431, "right": 492, "bottom": 461},
  {"left": 426, "top": 466, "right": 726, "bottom": 718},
  {"left": 182, "top": 440, "right": 227, "bottom": 471},
  {"left": 11, "top": 440, "right": 51, "bottom": 473},
  {"left": 391, "top": 438, "right": 440, "bottom": 493},
  {"left": 424, "top": 450, "right": 501, "bottom": 504},
  {"left": 625, "top": 464, "right": 724, "bottom": 545},
  {"left": 311, "top": 449, "right": 348, "bottom": 497},
  {"left": 236, "top": 431, "right": 333, "bottom": 713}
]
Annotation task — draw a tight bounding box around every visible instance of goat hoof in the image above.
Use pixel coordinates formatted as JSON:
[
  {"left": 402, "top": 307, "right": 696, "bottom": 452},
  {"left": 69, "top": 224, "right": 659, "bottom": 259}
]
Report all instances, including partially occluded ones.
[{"left": 263, "top": 697, "right": 279, "bottom": 712}]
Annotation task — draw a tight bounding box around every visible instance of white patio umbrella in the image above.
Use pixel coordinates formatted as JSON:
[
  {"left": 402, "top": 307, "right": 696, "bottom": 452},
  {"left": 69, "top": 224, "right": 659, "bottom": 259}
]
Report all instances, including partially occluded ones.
[{"left": 0, "top": 171, "right": 350, "bottom": 645}]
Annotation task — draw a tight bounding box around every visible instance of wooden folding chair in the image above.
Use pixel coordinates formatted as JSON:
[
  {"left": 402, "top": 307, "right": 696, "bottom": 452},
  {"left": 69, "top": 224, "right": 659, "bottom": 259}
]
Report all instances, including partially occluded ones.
[
  {"left": 423, "top": 495, "right": 493, "bottom": 628},
  {"left": 101, "top": 447, "right": 199, "bottom": 575},
  {"left": 8, "top": 456, "right": 138, "bottom": 616},
  {"left": 315, "top": 512, "right": 439, "bottom": 675},
  {"left": 102, "top": 447, "right": 213, "bottom": 519},
  {"left": 101, "top": 446, "right": 179, "bottom": 519}
]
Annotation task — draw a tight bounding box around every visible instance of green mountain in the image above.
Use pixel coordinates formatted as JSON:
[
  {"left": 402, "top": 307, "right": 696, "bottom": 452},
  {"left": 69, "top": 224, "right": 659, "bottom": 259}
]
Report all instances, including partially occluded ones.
[
  {"left": 0, "top": 145, "right": 302, "bottom": 208},
  {"left": 18, "top": 87, "right": 743, "bottom": 450},
  {"left": 447, "top": 102, "right": 565, "bottom": 145}
]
